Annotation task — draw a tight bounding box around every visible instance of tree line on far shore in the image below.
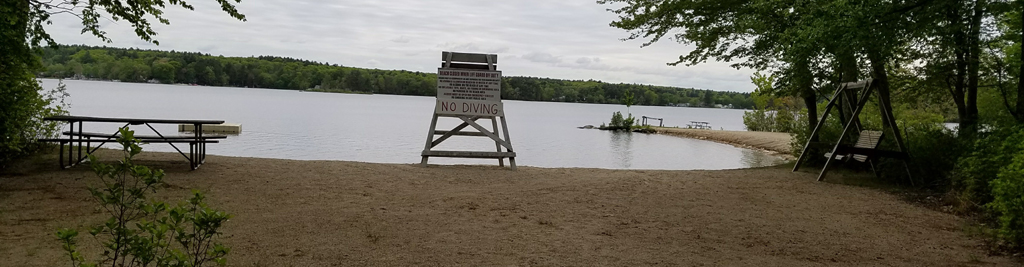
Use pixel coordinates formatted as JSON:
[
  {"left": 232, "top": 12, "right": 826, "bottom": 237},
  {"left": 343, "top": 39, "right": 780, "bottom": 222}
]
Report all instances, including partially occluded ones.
[{"left": 37, "top": 45, "right": 755, "bottom": 109}]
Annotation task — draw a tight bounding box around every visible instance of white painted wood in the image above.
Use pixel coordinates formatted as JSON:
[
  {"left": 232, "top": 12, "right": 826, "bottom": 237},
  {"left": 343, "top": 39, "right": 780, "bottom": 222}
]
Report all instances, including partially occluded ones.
[
  {"left": 442, "top": 51, "right": 498, "bottom": 64},
  {"left": 430, "top": 117, "right": 479, "bottom": 148},
  {"left": 433, "top": 130, "right": 487, "bottom": 137},
  {"left": 436, "top": 68, "right": 502, "bottom": 102},
  {"left": 491, "top": 117, "right": 504, "bottom": 167},
  {"left": 435, "top": 99, "right": 504, "bottom": 117},
  {"left": 421, "top": 51, "right": 516, "bottom": 169},
  {"left": 500, "top": 116, "right": 516, "bottom": 170},
  {"left": 458, "top": 116, "right": 513, "bottom": 150},
  {"left": 421, "top": 113, "right": 439, "bottom": 166},
  {"left": 422, "top": 150, "right": 516, "bottom": 158}
]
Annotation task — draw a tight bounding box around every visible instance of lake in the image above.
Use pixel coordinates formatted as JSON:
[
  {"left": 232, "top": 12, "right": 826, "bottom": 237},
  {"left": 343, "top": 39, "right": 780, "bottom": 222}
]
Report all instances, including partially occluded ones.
[{"left": 38, "top": 79, "right": 785, "bottom": 170}]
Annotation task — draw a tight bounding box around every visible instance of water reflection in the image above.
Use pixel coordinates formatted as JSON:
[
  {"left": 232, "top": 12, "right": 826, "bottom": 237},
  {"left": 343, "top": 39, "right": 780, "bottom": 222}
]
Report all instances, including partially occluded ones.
[{"left": 609, "top": 131, "right": 634, "bottom": 168}]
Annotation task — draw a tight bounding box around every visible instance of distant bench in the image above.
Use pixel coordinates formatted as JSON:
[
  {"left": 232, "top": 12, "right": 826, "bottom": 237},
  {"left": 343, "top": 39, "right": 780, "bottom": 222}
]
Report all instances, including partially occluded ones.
[
  {"left": 687, "top": 121, "right": 711, "bottom": 129},
  {"left": 40, "top": 115, "right": 228, "bottom": 170}
]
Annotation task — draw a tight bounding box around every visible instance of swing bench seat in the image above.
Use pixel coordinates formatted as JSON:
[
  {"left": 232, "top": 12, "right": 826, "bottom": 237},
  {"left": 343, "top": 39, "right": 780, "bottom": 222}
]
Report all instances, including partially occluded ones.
[{"left": 825, "top": 130, "right": 883, "bottom": 162}]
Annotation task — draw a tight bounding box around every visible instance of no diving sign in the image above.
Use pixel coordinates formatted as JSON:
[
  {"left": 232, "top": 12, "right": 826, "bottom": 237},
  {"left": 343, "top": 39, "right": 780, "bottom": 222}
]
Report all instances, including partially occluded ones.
[
  {"left": 437, "top": 69, "right": 501, "bottom": 101},
  {"left": 435, "top": 68, "right": 502, "bottom": 116},
  {"left": 435, "top": 99, "right": 504, "bottom": 116}
]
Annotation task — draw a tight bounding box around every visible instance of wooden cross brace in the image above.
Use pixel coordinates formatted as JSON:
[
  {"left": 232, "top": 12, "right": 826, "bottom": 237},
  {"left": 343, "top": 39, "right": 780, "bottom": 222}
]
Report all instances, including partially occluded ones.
[{"left": 421, "top": 114, "right": 517, "bottom": 170}]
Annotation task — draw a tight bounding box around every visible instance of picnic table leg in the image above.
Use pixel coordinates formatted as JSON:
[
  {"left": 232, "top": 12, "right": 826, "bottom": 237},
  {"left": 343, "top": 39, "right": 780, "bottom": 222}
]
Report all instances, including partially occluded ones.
[
  {"left": 194, "top": 123, "right": 200, "bottom": 170},
  {"left": 190, "top": 141, "right": 196, "bottom": 170},
  {"left": 201, "top": 125, "right": 206, "bottom": 165},
  {"left": 201, "top": 124, "right": 206, "bottom": 166},
  {"left": 198, "top": 124, "right": 204, "bottom": 166},
  {"left": 68, "top": 122, "right": 74, "bottom": 167},
  {"left": 59, "top": 140, "right": 65, "bottom": 169},
  {"left": 77, "top": 121, "right": 83, "bottom": 165}
]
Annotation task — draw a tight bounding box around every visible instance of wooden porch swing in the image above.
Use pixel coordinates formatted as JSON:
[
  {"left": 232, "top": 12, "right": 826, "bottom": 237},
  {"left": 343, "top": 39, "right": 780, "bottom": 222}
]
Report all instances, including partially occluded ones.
[{"left": 792, "top": 79, "right": 914, "bottom": 183}]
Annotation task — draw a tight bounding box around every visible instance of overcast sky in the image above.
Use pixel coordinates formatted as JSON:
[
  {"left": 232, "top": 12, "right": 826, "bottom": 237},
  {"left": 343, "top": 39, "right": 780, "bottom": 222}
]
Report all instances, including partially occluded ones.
[{"left": 44, "top": 0, "right": 756, "bottom": 92}]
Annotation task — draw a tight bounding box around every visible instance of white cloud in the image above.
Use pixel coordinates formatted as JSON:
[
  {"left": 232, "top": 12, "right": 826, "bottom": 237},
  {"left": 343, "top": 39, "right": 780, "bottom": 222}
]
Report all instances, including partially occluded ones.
[
  {"left": 41, "top": 0, "right": 756, "bottom": 92},
  {"left": 522, "top": 52, "right": 562, "bottom": 64},
  {"left": 391, "top": 36, "right": 411, "bottom": 43}
]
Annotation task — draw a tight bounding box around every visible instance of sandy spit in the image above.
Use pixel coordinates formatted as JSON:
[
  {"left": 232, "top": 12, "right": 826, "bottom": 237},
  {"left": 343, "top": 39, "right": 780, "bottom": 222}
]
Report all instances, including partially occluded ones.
[
  {"left": 655, "top": 127, "right": 795, "bottom": 156},
  {"left": 0, "top": 147, "right": 1016, "bottom": 266}
]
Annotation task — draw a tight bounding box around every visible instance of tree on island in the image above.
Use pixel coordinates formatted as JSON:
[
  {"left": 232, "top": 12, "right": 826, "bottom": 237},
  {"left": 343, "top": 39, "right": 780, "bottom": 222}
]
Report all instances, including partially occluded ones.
[{"left": 0, "top": 0, "right": 245, "bottom": 167}]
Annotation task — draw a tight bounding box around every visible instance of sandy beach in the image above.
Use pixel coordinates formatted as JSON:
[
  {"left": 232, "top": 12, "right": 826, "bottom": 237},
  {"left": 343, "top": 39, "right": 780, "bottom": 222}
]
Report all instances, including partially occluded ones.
[
  {"left": 0, "top": 132, "right": 1016, "bottom": 266},
  {"left": 655, "top": 128, "right": 795, "bottom": 156}
]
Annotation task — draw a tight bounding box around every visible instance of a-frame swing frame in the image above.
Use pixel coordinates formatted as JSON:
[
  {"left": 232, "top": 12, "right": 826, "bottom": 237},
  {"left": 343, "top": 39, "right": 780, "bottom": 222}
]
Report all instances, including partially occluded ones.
[{"left": 792, "top": 79, "right": 913, "bottom": 182}]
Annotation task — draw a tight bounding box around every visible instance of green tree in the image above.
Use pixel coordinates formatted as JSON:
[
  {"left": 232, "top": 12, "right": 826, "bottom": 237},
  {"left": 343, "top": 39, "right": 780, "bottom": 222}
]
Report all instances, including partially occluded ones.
[
  {"left": 1, "top": 0, "right": 65, "bottom": 167},
  {"left": 623, "top": 90, "right": 634, "bottom": 114},
  {"left": 151, "top": 59, "right": 176, "bottom": 83},
  {"left": 0, "top": 0, "right": 245, "bottom": 168}
]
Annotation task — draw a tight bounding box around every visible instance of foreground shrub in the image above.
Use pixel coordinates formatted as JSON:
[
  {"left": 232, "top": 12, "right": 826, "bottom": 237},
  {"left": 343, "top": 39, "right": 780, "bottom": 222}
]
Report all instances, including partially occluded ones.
[
  {"left": 897, "top": 127, "right": 964, "bottom": 187},
  {"left": 950, "top": 126, "right": 1024, "bottom": 248},
  {"left": 0, "top": 79, "right": 69, "bottom": 169},
  {"left": 57, "top": 128, "right": 231, "bottom": 267},
  {"left": 953, "top": 127, "right": 1024, "bottom": 209},
  {"left": 989, "top": 152, "right": 1024, "bottom": 248}
]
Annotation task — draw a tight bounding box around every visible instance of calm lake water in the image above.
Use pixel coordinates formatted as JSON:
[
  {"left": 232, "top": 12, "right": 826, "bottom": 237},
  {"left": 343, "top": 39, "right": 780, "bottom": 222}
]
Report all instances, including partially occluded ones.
[{"left": 39, "top": 79, "right": 785, "bottom": 170}]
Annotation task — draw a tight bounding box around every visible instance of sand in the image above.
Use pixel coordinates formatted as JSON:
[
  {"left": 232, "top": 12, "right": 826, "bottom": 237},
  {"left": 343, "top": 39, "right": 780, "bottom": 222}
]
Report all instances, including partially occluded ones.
[
  {"left": 655, "top": 127, "right": 795, "bottom": 156},
  {"left": 1, "top": 143, "right": 1016, "bottom": 266}
]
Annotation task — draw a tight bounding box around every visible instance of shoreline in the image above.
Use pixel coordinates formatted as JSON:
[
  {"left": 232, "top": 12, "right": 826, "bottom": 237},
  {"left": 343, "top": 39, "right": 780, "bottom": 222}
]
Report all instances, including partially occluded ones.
[
  {"left": 653, "top": 127, "right": 794, "bottom": 158},
  {"left": 0, "top": 149, "right": 1014, "bottom": 266}
]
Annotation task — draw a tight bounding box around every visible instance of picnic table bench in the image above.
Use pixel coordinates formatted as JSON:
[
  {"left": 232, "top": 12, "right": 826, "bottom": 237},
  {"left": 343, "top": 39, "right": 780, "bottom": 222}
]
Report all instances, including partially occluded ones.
[
  {"left": 688, "top": 121, "right": 711, "bottom": 129},
  {"left": 40, "top": 115, "right": 227, "bottom": 170}
]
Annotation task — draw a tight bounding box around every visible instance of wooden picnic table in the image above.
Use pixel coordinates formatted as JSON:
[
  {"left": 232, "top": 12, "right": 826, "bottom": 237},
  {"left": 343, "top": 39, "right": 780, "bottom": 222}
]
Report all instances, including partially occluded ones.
[
  {"left": 41, "top": 115, "right": 227, "bottom": 170},
  {"left": 688, "top": 121, "right": 711, "bottom": 129}
]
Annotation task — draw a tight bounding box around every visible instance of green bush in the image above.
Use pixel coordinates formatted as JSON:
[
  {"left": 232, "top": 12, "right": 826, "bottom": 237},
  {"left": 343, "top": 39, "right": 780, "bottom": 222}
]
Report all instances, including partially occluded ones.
[
  {"left": 744, "top": 108, "right": 804, "bottom": 133},
  {"left": 953, "top": 127, "right": 1024, "bottom": 209},
  {"left": 898, "top": 127, "right": 964, "bottom": 187},
  {"left": 1, "top": 74, "right": 69, "bottom": 169},
  {"left": 601, "top": 111, "right": 635, "bottom": 131},
  {"left": 57, "top": 128, "right": 231, "bottom": 267},
  {"left": 989, "top": 151, "right": 1024, "bottom": 247},
  {"left": 952, "top": 126, "right": 1024, "bottom": 247},
  {"left": 790, "top": 103, "right": 844, "bottom": 166}
]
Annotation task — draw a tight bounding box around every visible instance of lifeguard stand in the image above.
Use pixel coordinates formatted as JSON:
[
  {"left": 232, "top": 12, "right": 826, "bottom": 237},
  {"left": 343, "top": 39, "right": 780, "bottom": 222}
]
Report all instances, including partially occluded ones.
[
  {"left": 420, "top": 51, "right": 517, "bottom": 169},
  {"left": 792, "top": 79, "right": 913, "bottom": 182}
]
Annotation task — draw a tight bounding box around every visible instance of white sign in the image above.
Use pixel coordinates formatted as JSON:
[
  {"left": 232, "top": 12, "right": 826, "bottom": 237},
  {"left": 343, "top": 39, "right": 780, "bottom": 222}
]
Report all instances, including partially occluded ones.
[
  {"left": 437, "top": 68, "right": 501, "bottom": 102},
  {"left": 435, "top": 99, "right": 504, "bottom": 116}
]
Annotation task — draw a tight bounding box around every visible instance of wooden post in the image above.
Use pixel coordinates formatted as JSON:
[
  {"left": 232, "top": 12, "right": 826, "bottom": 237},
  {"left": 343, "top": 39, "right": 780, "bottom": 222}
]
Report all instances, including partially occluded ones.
[
  {"left": 491, "top": 117, "right": 504, "bottom": 167},
  {"left": 818, "top": 84, "right": 875, "bottom": 181},
  {"left": 500, "top": 115, "right": 516, "bottom": 170},
  {"left": 792, "top": 87, "right": 843, "bottom": 172},
  {"left": 420, "top": 114, "right": 439, "bottom": 166}
]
